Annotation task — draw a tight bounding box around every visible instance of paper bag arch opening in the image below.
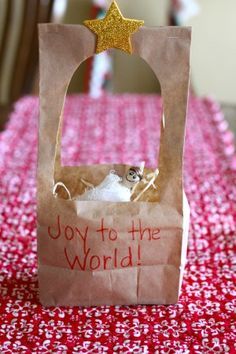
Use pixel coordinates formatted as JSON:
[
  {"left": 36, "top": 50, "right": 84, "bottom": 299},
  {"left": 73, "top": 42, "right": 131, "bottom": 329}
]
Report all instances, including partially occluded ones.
[{"left": 38, "top": 24, "right": 191, "bottom": 206}]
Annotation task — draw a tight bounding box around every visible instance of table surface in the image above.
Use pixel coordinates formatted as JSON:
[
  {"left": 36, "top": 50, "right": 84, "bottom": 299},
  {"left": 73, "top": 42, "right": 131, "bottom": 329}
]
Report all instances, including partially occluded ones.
[{"left": 0, "top": 95, "right": 235, "bottom": 353}]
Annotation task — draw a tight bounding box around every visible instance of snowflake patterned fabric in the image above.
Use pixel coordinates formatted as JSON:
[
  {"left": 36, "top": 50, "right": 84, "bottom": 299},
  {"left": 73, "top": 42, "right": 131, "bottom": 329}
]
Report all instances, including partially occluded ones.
[{"left": 0, "top": 95, "right": 235, "bottom": 353}]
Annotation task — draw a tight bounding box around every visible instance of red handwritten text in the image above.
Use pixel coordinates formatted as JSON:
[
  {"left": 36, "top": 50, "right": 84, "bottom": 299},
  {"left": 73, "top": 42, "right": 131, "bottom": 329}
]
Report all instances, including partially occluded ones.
[{"left": 47, "top": 215, "right": 161, "bottom": 271}]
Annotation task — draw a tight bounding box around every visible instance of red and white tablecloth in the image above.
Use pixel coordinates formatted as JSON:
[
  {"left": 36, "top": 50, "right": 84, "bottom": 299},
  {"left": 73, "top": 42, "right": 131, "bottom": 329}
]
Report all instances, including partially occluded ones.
[{"left": 0, "top": 95, "right": 235, "bottom": 353}]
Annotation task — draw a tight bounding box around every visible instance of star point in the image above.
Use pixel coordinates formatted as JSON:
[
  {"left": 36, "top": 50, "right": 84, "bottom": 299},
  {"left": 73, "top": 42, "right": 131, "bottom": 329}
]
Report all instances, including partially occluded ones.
[{"left": 83, "top": 1, "right": 144, "bottom": 54}]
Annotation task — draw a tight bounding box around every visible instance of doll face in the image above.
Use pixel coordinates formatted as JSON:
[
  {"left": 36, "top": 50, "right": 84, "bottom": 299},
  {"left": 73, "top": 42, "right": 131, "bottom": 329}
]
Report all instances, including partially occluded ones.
[{"left": 126, "top": 168, "right": 142, "bottom": 184}]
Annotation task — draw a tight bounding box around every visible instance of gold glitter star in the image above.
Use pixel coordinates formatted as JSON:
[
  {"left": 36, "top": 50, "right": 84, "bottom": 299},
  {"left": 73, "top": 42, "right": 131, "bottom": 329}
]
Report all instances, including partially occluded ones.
[{"left": 83, "top": 1, "right": 144, "bottom": 54}]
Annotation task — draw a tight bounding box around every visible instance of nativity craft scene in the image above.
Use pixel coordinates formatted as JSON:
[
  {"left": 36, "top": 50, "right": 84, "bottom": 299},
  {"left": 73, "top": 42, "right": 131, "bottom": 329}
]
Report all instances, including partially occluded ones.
[{"left": 37, "top": 0, "right": 191, "bottom": 306}]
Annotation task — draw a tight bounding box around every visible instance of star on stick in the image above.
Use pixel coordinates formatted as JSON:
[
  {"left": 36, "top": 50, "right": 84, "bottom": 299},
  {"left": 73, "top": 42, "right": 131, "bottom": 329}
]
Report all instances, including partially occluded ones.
[{"left": 83, "top": 1, "right": 144, "bottom": 54}]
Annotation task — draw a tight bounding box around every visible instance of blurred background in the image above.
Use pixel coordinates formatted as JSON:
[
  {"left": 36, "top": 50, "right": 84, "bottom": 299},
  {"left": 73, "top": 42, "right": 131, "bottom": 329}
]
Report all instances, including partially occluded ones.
[{"left": 0, "top": 0, "right": 235, "bottom": 132}]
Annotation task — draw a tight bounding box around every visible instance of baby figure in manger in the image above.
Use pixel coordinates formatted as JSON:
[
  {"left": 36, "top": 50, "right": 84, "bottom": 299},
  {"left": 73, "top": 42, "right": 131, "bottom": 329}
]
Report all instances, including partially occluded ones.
[{"left": 79, "top": 167, "right": 144, "bottom": 202}]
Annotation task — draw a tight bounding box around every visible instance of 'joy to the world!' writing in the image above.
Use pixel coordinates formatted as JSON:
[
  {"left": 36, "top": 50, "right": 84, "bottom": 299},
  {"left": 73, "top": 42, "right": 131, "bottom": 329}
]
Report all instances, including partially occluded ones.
[{"left": 47, "top": 215, "right": 161, "bottom": 271}]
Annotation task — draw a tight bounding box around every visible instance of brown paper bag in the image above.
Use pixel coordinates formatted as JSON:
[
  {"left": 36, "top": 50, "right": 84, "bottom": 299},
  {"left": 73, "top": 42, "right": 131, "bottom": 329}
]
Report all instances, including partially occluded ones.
[{"left": 37, "top": 23, "right": 191, "bottom": 306}]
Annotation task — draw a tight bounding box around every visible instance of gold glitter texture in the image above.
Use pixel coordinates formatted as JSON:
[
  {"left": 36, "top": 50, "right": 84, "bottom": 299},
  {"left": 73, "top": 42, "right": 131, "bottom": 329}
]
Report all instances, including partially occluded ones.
[{"left": 83, "top": 1, "right": 144, "bottom": 54}]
